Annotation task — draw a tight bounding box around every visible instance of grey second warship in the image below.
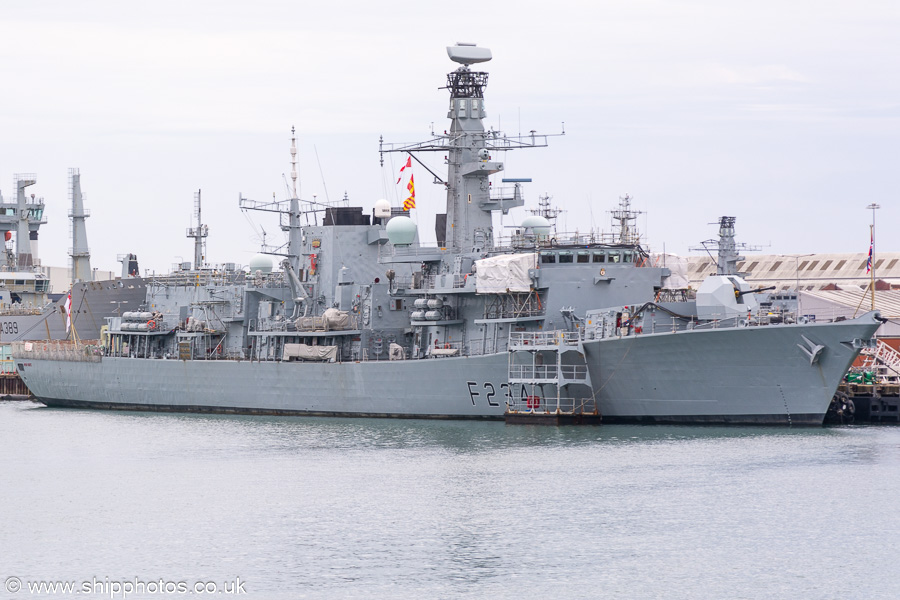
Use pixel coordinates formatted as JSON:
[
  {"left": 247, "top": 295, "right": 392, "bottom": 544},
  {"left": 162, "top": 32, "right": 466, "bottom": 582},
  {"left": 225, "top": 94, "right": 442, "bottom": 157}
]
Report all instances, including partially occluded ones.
[
  {"left": 0, "top": 170, "right": 145, "bottom": 342},
  {"left": 13, "top": 44, "right": 882, "bottom": 424}
]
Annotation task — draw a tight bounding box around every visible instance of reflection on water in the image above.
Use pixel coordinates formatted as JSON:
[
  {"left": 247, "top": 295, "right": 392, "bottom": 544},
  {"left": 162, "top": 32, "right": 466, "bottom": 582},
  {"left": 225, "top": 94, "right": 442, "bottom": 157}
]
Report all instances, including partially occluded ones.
[{"left": 1, "top": 401, "right": 899, "bottom": 599}]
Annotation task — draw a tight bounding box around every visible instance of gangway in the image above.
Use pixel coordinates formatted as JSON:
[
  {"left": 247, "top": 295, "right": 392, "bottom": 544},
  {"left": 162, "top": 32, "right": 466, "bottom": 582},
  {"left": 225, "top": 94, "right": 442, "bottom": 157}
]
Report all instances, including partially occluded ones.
[{"left": 504, "top": 330, "right": 599, "bottom": 424}]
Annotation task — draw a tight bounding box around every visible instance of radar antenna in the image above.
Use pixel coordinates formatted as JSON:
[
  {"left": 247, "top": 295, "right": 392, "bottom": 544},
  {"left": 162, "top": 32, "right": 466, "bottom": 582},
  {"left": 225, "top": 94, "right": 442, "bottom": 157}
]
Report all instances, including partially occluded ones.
[{"left": 690, "top": 216, "right": 761, "bottom": 276}]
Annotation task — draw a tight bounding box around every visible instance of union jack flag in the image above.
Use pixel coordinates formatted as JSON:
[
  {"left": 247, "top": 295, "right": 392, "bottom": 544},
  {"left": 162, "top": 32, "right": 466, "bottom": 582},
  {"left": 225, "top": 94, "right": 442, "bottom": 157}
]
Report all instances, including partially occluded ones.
[{"left": 866, "top": 231, "right": 873, "bottom": 274}]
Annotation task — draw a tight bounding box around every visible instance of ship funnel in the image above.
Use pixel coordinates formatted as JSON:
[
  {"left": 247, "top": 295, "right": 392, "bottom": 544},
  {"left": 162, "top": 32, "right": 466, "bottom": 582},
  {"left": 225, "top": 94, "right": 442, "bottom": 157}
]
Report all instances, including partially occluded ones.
[{"left": 69, "top": 168, "right": 92, "bottom": 282}]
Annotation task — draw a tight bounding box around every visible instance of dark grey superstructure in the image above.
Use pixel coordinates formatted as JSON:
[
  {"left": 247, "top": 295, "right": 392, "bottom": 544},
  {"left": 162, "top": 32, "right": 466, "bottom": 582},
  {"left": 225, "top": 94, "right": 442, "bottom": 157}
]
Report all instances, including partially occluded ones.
[{"left": 12, "top": 44, "right": 881, "bottom": 424}]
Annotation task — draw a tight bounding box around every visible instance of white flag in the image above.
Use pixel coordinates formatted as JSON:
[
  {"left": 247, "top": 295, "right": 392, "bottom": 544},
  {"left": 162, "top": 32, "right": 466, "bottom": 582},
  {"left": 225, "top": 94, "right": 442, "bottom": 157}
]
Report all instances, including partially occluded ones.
[{"left": 64, "top": 291, "right": 72, "bottom": 333}]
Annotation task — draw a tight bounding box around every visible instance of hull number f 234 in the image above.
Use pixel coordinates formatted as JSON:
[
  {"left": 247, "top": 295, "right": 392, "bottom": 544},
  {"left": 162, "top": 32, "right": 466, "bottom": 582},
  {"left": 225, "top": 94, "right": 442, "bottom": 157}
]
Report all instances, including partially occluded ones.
[{"left": 467, "top": 381, "right": 523, "bottom": 407}]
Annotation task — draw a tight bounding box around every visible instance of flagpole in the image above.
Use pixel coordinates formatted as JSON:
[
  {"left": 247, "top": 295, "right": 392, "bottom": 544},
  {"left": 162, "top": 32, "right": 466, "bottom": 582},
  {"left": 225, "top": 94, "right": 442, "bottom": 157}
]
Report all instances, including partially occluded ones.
[
  {"left": 870, "top": 223, "right": 875, "bottom": 311},
  {"left": 867, "top": 203, "right": 880, "bottom": 311}
]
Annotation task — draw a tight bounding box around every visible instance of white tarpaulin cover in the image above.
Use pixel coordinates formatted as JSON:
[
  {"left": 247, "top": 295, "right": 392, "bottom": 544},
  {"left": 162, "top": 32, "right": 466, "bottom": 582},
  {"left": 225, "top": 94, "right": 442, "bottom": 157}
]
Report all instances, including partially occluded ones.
[
  {"left": 389, "top": 343, "right": 405, "bottom": 361},
  {"left": 475, "top": 253, "right": 537, "bottom": 294},
  {"left": 323, "top": 308, "right": 352, "bottom": 330},
  {"left": 650, "top": 253, "right": 691, "bottom": 289},
  {"left": 283, "top": 343, "right": 338, "bottom": 362}
]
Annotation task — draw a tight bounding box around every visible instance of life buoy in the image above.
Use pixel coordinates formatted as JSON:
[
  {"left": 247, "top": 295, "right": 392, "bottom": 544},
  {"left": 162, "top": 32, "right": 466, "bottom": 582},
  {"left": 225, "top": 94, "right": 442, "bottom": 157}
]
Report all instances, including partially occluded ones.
[
  {"left": 444, "top": 343, "right": 451, "bottom": 349},
  {"left": 147, "top": 320, "right": 156, "bottom": 330},
  {"left": 526, "top": 395, "right": 541, "bottom": 409}
]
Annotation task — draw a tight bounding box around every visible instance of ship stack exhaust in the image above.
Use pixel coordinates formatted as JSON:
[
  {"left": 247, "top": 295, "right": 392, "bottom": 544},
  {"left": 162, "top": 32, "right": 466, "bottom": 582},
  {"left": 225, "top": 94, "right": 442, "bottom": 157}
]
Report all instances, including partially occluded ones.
[{"left": 69, "top": 168, "right": 92, "bottom": 282}]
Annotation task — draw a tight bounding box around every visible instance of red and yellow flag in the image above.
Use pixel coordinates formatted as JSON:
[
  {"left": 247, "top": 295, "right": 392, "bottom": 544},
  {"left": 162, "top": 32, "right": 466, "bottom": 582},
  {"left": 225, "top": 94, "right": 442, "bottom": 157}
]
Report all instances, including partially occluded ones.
[{"left": 403, "top": 174, "right": 416, "bottom": 210}]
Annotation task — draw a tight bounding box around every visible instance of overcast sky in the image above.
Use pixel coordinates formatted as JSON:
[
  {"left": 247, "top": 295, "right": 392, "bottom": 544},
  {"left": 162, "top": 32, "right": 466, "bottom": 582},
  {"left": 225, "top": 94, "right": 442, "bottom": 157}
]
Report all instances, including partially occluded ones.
[{"left": 1, "top": 1, "right": 897, "bottom": 275}]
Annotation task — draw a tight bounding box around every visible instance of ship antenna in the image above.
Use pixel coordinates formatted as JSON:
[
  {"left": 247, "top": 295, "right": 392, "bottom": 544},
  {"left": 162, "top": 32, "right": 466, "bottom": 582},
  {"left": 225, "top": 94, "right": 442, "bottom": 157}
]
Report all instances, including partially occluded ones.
[{"left": 290, "top": 126, "right": 299, "bottom": 199}]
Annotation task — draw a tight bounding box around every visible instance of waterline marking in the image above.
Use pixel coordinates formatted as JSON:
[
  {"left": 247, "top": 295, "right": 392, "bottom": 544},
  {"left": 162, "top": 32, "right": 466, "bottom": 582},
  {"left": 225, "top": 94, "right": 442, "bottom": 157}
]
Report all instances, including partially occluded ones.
[{"left": 4, "top": 576, "right": 246, "bottom": 598}]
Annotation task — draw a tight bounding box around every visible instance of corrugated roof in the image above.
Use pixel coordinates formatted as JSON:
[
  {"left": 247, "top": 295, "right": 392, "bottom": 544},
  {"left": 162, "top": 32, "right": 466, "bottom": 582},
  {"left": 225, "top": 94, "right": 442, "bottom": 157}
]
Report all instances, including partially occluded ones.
[
  {"left": 687, "top": 252, "right": 900, "bottom": 291},
  {"left": 801, "top": 289, "right": 900, "bottom": 319}
]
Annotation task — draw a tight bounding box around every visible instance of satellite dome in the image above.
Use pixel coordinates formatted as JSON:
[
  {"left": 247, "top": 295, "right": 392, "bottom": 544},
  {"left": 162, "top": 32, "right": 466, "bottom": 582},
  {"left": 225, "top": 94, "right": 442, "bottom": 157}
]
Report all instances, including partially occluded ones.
[
  {"left": 521, "top": 215, "right": 552, "bottom": 236},
  {"left": 386, "top": 216, "right": 417, "bottom": 246},
  {"left": 249, "top": 254, "right": 274, "bottom": 273},
  {"left": 374, "top": 199, "right": 391, "bottom": 219}
]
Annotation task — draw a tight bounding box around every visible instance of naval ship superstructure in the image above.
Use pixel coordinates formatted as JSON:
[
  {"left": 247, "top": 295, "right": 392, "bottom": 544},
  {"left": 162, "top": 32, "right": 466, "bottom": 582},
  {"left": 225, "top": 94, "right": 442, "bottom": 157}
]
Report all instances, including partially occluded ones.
[
  {"left": 13, "top": 44, "right": 882, "bottom": 424},
  {"left": 0, "top": 170, "right": 146, "bottom": 342}
]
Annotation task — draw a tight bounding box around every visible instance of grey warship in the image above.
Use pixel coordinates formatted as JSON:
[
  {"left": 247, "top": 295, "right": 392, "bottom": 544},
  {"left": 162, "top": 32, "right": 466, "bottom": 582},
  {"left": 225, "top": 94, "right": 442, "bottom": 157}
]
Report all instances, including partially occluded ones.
[
  {"left": 0, "top": 170, "right": 145, "bottom": 342},
  {"left": 13, "top": 44, "right": 882, "bottom": 425}
]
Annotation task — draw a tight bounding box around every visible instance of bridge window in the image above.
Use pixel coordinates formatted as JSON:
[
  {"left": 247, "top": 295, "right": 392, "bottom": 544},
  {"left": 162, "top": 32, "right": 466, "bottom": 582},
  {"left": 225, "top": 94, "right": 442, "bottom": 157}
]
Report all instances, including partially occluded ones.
[
  {"left": 577, "top": 252, "right": 590, "bottom": 263},
  {"left": 558, "top": 252, "right": 573, "bottom": 264},
  {"left": 592, "top": 252, "right": 606, "bottom": 263},
  {"left": 608, "top": 251, "right": 621, "bottom": 263},
  {"left": 540, "top": 252, "right": 556, "bottom": 264}
]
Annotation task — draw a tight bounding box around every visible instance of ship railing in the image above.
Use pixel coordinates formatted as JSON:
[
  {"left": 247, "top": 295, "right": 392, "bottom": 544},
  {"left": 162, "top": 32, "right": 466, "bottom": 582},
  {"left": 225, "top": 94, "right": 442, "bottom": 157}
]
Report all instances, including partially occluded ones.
[
  {"left": 10, "top": 340, "right": 102, "bottom": 363},
  {"left": 147, "top": 269, "right": 251, "bottom": 288},
  {"left": 509, "top": 330, "right": 580, "bottom": 347},
  {"left": 422, "top": 273, "right": 469, "bottom": 290},
  {"left": 379, "top": 244, "right": 451, "bottom": 259},
  {"left": 0, "top": 305, "right": 45, "bottom": 316},
  {"left": 508, "top": 364, "right": 589, "bottom": 381},
  {"left": 506, "top": 395, "right": 598, "bottom": 414},
  {"left": 496, "top": 230, "right": 642, "bottom": 249}
]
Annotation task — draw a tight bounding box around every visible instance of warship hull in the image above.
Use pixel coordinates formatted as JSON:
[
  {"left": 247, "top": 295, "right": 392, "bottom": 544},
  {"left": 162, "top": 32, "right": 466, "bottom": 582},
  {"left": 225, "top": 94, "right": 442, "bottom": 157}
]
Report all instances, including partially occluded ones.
[
  {"left": 583, "top": 314, "right": 881, "bottom": 425},
  {"left": 15, "top": 313, "right": 880, "bottom": 425},
  {"left": 0, "top": 278, "right": 146, "bottom": 343}
]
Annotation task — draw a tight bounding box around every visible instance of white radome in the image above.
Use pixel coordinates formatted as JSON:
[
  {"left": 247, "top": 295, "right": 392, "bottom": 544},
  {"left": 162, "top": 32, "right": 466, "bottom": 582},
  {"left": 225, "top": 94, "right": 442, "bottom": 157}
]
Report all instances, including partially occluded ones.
[
  {"left": 521, "top": 215, "right": 552, "bottom": 236},
  {"left": 386, "top": 216, "right": 417, "bottom": 246},
  {"left": 249, "top": 254, "right": 274, "bottom": 273},
  {"left": 374, "top": 199, "right": 391, "bottom": 219}
]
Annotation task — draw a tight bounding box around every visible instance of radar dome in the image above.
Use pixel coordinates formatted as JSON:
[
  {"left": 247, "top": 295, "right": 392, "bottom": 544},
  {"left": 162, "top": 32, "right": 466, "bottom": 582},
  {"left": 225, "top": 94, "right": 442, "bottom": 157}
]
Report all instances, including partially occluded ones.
[
  {"left": 521, "top": 215, "right": 552, "bottom": 236},
  {"left": 386, "top": 216, "right": 417, "bottom": 246},
  {"left": 249, "top": 254, "right": 274, "bottom": 273},
  {"left": 374, "top": 199, "right": 391, "bottom": 219}
]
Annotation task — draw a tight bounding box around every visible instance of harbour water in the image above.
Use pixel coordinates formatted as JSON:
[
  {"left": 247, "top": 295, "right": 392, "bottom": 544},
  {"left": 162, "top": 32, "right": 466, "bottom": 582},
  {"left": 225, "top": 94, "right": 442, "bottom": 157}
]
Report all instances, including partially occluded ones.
[{"left": 1, "top": 401, "right": 899, "bottom": 599}]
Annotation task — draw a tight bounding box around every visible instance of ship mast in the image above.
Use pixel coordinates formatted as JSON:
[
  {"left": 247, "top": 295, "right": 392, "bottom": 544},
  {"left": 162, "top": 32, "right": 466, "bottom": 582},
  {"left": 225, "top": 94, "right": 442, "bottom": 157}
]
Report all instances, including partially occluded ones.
[
  {"left": 442, "top": 44, "right": 502, "bottom": 251},
  {"left": 290, "top": 125, "right": 299, "bottom": 200},
  {"left": 690, "top": 216, "right": 760, "bottom": 276},
  {"left": 378, "top": 43, "right": 560, "bottom": 254},
  {"left": 186, "top": 189, "right": 208, "bottom": 270},
  {"left": 609, "top": 194, "right": 642, "bottom": 246}
]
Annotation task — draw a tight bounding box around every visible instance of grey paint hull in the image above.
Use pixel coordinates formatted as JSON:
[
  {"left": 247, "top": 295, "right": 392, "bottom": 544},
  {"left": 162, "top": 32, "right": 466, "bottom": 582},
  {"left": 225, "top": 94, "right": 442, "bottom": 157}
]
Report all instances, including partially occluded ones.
[
  {"left": 583, "top": 315, "right": 880, "bottom": 425},
  {"left": 16, "top": 313, "right": 880, "bottom": 425},
  {"left": 0, "top": 278, "right": 146, "bottom": 342}
]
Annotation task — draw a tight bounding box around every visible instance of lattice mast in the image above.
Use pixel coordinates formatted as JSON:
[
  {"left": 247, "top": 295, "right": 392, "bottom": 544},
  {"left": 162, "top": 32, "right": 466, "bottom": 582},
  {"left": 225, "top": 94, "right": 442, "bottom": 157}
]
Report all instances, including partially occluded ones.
[
  {"left": 186, "top": 189, "right": 208, "bottom": 269},
  {"left": 442, "top": 44, "right": 503, "bottom": 251},
  {"left": 610, "top": 194, "right": 643, "bottom": 246}
]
